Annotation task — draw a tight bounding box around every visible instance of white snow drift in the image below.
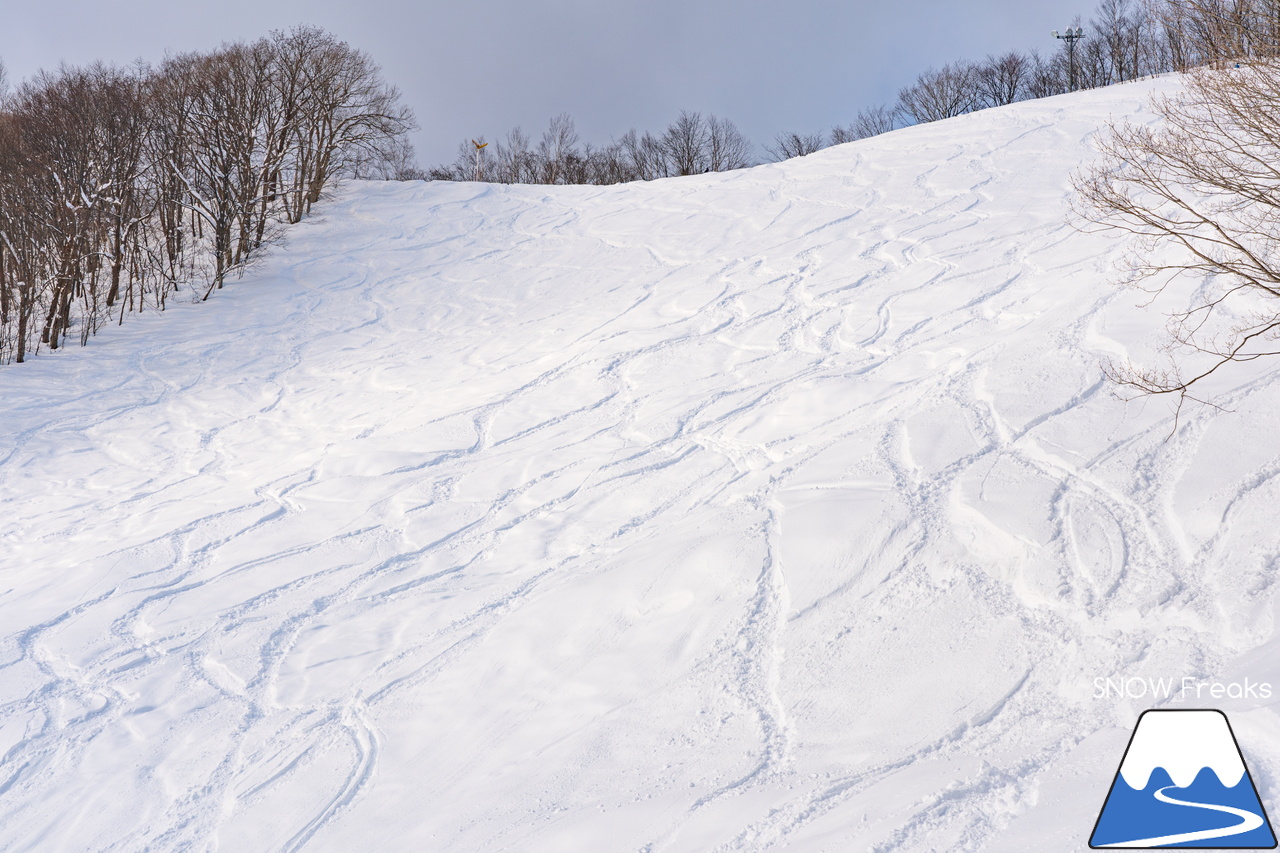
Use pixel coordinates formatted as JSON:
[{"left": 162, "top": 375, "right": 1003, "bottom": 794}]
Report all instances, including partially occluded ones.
[{"left": 3, "top": 77, "right": 1280, "bottom": 852}]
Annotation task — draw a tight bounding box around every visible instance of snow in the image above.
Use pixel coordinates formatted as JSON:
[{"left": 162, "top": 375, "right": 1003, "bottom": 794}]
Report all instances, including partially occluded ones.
[{"left": 4, "top": 77, "right": 1280, "bottom": 851}]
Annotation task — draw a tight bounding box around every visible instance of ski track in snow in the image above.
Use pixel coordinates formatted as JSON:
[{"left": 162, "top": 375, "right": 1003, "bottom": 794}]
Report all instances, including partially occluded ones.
[{"left": 3, "top": 79, "right": 1280, "bottom": 851}]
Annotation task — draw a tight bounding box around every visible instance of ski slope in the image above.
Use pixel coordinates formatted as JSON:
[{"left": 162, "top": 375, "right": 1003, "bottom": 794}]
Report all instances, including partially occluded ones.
[{"left": 4, "top": 78, "right": 1280, "bottom": 852}]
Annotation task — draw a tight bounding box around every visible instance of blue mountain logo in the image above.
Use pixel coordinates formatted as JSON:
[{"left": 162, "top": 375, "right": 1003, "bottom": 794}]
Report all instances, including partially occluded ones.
[{"left": 1090, "top": 709, "right": 1276, "bottom": 848}]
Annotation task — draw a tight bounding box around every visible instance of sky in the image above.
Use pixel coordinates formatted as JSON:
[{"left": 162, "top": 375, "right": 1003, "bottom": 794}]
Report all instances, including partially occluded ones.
[{"left": 2, "top": 0, "right": 1086, "bottom": 167}]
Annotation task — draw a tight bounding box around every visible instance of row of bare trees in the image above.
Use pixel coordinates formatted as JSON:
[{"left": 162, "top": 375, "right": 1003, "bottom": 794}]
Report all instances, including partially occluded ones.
[
  {"left": 769, "top": 0, "right": 1173, "bottom": 152},
  {"left": 0, "top": 26, "right": 414, "bottom": 364},
  {"left": 428, "top": 110, "right": 753, "bottom": 185},
  {"left": 422, "top": 0, "right": 1280, "bottom": 187},
  {"left": 432, "top": 0, "right": 1220, "bottom": 178},
  {"left": 1163, "top": 0, "right": 1280, "bottom": 66},
  {"left": 1074, "top": 3, "right": 1280, "bottom": 410},
  {"left": 758, "top": 0, "right": 1280, "bottom": 411},
  {"left": 762, "top": 0, "right": 1280, "bottom": 161}
]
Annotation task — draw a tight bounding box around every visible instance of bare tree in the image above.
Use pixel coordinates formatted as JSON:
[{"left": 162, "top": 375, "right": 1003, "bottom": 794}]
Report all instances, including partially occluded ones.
[
  {"left": 831, "top": 104, "right": 899, "bottom": 143},
  {"left": 1091, "top": 0, "right": 1167, "bottom": 82},
  {"left": 146, "top": 53, "right": 204, "bottom": 294},
  {"left": 616, "top": 127, "right": 666, "bottom": 181},
  {"left": 0, "top": 27, "right": 414, "bottom": 365},
  {"left": 0, "top": 62, "right": 165, "bottom": 358},
  {"left": 660, "top": 110, "right": 711, "bottom": 175},
  {"left": 828, "top": 125, "right": 857, "bottom": 146},
  {"left": 897, "top": 61, "right": 983, "bottom": 124},
  {"left": 490, "top": 126, "right": 535, "bottom": 183},
  {"left": 1026, "top": 49, "right": 1070, "bottom": 99},
  {"left": 706, "top": 115, "right": 753, "bottom": 171},
  {"left": 285, "top": 30, "right": 415, "bottom": 217},
  {"left": 86, "top": 63, "right": 154, "bottom": 320},
  {"left": 1151, "top": 0, "right": 1280, "bottom": 65},
  {"left": 1176, "top": 0, "right": 1267, "bottom": 61},
  {"left": 976, "top": 51, "right": 1031, "bottom": 106},
  {"left": 589, "top": 139, "right": 636, "bottom": 184},
  {"left": 347, "top": 135, "right": 425, "bottom": 180},
  {"left": 765, "top": 131, "right": 825, "bottom": 161},
  {"left": 536, "top": 113, "right": 579, "bottom": 183},
  {"left": 0, "top": 100, "right": 46, "bottom": 362},
  {"left": 157, "top": 47, "right": 269, "bottom": 293},
  {"left": 1073, "top": 61, "right": 1280, "bottom": 410},
  {"left": 433, "top": 108, "right": 754, "bottom": 185},
  {"left": 1077, "top": 29, "right": 1117, "bottom": 88},
  {"left": 10, "top": 68, "right": 116, "bottom": 349}
]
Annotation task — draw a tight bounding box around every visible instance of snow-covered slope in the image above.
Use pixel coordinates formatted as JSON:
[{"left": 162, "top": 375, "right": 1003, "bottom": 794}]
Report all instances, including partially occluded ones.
[{"left": 4, "top": 78, "right": 1280, "bottom": 852}]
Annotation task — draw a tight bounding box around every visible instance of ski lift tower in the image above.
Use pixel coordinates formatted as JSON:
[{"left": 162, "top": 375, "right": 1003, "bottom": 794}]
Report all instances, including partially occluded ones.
[{"left": 1052, "top": 27, "right": 1086, "bottom": 91}]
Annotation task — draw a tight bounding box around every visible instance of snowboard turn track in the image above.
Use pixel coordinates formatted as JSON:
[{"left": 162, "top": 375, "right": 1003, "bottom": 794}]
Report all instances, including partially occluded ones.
[{"left": 3, "top": 79, "right": 1280, "bottom": 851}]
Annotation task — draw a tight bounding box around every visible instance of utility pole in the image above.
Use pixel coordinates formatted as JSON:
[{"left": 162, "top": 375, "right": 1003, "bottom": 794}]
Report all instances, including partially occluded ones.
[
  {"left": 1052, "top": 27, "right": 1086, "bottom": 91},
  {"left": 472, "top": 139, "right": 488, "bottom": 182}
]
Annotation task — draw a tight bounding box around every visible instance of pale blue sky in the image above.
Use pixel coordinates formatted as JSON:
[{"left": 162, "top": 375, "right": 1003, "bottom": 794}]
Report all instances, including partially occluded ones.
[{"left": 3, "top": 0, "right": 1084, "bottom": 165}]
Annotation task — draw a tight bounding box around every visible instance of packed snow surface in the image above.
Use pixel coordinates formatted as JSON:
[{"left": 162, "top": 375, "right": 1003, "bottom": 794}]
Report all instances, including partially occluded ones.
[{"left": 4, "top": 78, "right": 1280, "bottom": 852}]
